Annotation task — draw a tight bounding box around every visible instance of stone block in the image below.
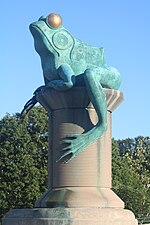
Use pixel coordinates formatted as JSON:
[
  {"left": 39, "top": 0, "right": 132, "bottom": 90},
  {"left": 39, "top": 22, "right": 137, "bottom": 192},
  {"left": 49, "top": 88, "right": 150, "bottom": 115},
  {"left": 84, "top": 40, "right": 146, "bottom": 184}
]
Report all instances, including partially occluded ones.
[{"left": 2, "top": 208, "right": 138, "bottom": 225}]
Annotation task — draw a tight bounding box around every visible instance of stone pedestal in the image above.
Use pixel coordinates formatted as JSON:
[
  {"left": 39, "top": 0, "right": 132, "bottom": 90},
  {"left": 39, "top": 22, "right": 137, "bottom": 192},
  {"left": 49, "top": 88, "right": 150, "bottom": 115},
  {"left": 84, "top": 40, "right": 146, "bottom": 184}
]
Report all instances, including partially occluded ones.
[
  {"left": 35, "top": 87, "right": 124, "bottom": 208},
  {"left": 2, "top": 87, "right": 138, "bottom": 225}
]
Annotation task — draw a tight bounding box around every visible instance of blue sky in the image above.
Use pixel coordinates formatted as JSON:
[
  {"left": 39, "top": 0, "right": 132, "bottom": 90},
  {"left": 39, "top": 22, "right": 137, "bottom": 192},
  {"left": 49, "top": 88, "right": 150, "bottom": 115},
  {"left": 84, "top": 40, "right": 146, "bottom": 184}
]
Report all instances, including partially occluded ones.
[{"left": 0, "top": 0, "right": 149, "bottom": 139}]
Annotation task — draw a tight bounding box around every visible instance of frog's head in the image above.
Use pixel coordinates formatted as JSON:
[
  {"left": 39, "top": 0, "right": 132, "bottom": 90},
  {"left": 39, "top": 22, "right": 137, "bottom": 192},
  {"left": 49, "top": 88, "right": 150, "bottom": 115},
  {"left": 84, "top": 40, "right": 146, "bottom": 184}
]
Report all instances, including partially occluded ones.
[{"left": 29, "top": 13, "right": 74, "bottom": 58}]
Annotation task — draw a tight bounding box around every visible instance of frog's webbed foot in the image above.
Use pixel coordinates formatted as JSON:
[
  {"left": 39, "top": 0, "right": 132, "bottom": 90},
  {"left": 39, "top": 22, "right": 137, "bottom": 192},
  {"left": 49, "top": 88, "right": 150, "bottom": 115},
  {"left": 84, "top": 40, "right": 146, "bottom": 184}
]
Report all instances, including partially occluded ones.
[
  {"left": 21, "top": 95, "right": 37, "bottom": 116},
  {"left": 57, "top": 118, "right": 107, "bottom": 163},
  {"left": 21, "top": 85, "right": 46, "bottom": 116},
  {"left": 57, "top": 123, "right": 107, "bottom": 163},
  {"left": 57, "top": 134, "right": 89, "bottom": 163}
]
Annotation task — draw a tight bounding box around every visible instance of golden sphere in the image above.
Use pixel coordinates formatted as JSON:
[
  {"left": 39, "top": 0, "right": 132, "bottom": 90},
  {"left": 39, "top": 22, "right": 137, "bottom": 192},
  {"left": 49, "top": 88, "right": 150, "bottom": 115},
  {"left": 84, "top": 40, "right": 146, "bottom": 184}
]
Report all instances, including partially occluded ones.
[{"left": 47, "top": 13, "right": 62, "bottom": 28}]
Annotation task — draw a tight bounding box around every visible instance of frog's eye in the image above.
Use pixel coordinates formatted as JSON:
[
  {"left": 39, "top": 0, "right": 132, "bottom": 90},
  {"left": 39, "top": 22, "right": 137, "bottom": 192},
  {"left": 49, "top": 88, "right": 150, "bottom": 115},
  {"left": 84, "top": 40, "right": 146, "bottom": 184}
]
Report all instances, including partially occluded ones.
[{"left": 47, "top": 13, "right": 62, "bottom": 29}]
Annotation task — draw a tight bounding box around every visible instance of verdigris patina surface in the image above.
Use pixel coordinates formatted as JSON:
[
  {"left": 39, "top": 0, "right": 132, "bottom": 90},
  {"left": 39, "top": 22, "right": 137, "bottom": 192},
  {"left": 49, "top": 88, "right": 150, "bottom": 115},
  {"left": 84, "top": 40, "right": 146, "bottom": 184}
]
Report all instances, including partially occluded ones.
[{"left": 22, "top": 13, "right": 121, "bottom": 162}]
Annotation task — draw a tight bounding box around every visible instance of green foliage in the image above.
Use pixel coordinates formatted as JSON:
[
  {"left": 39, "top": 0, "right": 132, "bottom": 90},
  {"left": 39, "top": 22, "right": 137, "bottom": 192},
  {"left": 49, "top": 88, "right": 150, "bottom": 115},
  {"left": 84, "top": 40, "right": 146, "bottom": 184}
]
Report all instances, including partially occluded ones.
[
  {"left": 0, "top": 106, "right": 48, "bottom": 221},
  {"left": 112, "top": 137, "right": 150, "bottom": 218}
]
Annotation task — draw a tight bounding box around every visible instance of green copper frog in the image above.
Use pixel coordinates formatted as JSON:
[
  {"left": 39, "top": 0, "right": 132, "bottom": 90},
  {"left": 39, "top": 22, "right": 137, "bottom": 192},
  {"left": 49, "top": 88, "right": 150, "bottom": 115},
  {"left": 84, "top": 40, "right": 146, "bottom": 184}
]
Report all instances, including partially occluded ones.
[{"left": 22, "top": 13, "right": 121, "bottom": 162}]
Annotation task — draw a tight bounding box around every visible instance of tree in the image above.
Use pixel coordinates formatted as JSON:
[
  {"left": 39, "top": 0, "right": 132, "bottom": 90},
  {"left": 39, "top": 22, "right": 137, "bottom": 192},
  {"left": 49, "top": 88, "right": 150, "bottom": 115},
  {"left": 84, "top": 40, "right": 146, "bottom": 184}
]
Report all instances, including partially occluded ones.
[
  {"left": 112, "top": 137, "right": 150, "bottom": 218},
  {"left": 122, "top": 136, "right": 150, "bottom": 217},
  {"left": 0, "top": 106, "right": 48, "bottom": 222},
  {"left": 124, "top": 136, "right": 150, "bottom": 186}
]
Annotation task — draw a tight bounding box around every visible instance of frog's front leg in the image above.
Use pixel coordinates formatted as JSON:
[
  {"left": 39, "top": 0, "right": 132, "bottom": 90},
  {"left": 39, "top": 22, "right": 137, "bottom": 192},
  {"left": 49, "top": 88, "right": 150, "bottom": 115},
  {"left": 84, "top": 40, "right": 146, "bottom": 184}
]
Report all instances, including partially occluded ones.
[
  {"left": 58, "top": 67, "right": 108, "bottom": 163},
  {"left": 47, "top": 63, "right": 75, "bottom": 91}
]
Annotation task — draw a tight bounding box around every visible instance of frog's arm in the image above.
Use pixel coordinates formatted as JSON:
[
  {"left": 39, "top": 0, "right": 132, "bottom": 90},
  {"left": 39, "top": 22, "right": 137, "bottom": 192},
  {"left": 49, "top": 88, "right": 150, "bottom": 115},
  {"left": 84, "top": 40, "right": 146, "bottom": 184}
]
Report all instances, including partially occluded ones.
[
  {"left": 47, "top": 63, "right": 75, "bottom": 91},
  {"left": 20, "top": 63, "right": 75, "bottom": 116}
]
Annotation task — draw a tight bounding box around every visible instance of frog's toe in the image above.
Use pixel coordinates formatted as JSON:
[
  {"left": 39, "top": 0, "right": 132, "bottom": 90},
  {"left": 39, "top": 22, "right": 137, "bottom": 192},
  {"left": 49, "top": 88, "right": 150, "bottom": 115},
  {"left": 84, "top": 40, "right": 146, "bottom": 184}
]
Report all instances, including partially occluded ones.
[
  {"left": 59, "top": 146, "right": 71, "bottom": 152},
  {"left": 57, "top": 149, "right": 73, "bottom": 163},
  {"left": 65, "top": 134, "right": 80, "bottom": 139},
  {"left": 33, "top": 85, "right": 46, "bottom": 94}
]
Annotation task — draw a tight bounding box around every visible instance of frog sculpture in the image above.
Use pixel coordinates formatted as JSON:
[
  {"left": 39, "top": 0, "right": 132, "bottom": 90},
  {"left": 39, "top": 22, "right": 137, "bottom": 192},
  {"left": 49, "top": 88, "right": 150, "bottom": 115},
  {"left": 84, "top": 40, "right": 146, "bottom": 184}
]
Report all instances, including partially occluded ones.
[{"left": 22, "top": 13, "right": 121, "bottom": 162}]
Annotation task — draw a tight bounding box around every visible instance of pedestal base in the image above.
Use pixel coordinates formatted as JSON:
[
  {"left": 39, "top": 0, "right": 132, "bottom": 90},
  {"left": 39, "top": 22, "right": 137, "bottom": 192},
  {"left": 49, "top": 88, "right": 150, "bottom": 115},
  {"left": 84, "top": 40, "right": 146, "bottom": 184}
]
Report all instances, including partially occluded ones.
[
  {"left": 35, "top": 187, "right": 124, "bottom": 208},
  {"left": 2, "top": 208, "right": 138, "bottom": 225}
]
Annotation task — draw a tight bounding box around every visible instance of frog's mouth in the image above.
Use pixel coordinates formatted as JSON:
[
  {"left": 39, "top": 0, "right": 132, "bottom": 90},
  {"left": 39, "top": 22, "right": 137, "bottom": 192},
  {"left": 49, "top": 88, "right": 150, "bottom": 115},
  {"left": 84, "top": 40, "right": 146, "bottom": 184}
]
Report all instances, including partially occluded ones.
[
  {"left": 29, "top": 23, "right": 61, "bottom": 56},
  {"left": 29, "top": 23, "right": 49, "bottom": 43}
]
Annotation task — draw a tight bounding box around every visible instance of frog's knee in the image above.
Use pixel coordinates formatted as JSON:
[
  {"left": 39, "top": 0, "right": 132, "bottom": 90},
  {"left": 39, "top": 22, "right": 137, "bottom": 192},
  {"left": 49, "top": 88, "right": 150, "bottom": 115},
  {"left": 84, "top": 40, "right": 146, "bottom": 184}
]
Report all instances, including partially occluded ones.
[
  {"left": 59, "top": 63, "right": 74, "bottom": 76},
  {"left": 108, "top": 67, "right": 121, "bottom": 89},
  {"left": 84, "top": 68, "right": 97, "bottom": 80}
]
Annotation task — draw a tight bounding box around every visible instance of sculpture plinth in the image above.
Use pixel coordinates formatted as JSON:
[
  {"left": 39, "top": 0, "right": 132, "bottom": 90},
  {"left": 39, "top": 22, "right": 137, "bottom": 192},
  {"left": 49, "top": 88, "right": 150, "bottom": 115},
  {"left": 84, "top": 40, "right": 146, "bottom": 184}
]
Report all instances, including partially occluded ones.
[
  {"left": 2, "top": 88, "right": 138, "bottom": 225},
  {"left": 35, "top": 87, "right": 124, "bottom": 208}
]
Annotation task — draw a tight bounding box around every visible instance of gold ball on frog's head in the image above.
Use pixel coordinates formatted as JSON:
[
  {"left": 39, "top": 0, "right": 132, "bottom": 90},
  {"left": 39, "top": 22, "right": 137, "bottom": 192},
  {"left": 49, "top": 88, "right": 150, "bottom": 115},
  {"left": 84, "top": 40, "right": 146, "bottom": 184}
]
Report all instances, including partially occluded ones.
[{"left": 47, "top": 13, "right": 62, "bottom": 28}]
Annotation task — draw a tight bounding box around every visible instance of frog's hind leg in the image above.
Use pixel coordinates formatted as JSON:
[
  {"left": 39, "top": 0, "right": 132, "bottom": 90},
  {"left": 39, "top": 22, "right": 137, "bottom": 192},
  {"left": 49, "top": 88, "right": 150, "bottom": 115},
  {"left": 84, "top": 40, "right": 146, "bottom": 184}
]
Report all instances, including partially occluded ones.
[
  {"left": 58, "top": 67, "right": 108, "bottom": 162},
  {"left": 83, "top": 67, "right": 108, "bottom": 138}
]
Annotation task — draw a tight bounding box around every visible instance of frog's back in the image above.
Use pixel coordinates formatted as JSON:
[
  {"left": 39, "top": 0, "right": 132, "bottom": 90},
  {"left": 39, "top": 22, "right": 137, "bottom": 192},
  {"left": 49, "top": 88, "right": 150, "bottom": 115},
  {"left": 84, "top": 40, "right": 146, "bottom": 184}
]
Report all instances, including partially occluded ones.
[
  {"left": 69, "top": 38, "right": 106, "bottom": 75},
  {"left": 50, "top": 29, "right": 106, "bottom": 75}
]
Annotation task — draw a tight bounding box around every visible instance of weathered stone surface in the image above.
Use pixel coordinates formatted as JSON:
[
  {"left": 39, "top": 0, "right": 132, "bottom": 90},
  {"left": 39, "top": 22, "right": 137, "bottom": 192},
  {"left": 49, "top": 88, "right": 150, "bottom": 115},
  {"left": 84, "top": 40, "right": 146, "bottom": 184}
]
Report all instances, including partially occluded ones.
[{"left": 3, "top": 208, "right": 138, "bottom": 225}]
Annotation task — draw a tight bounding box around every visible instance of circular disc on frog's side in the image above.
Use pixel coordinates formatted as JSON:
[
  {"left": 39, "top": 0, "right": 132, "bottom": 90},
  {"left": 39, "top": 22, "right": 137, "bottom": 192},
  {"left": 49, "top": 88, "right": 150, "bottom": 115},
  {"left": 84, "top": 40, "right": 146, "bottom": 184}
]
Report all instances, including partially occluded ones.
[{"left": 52, "top": 30, "right": 74, "bottom": 50}]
